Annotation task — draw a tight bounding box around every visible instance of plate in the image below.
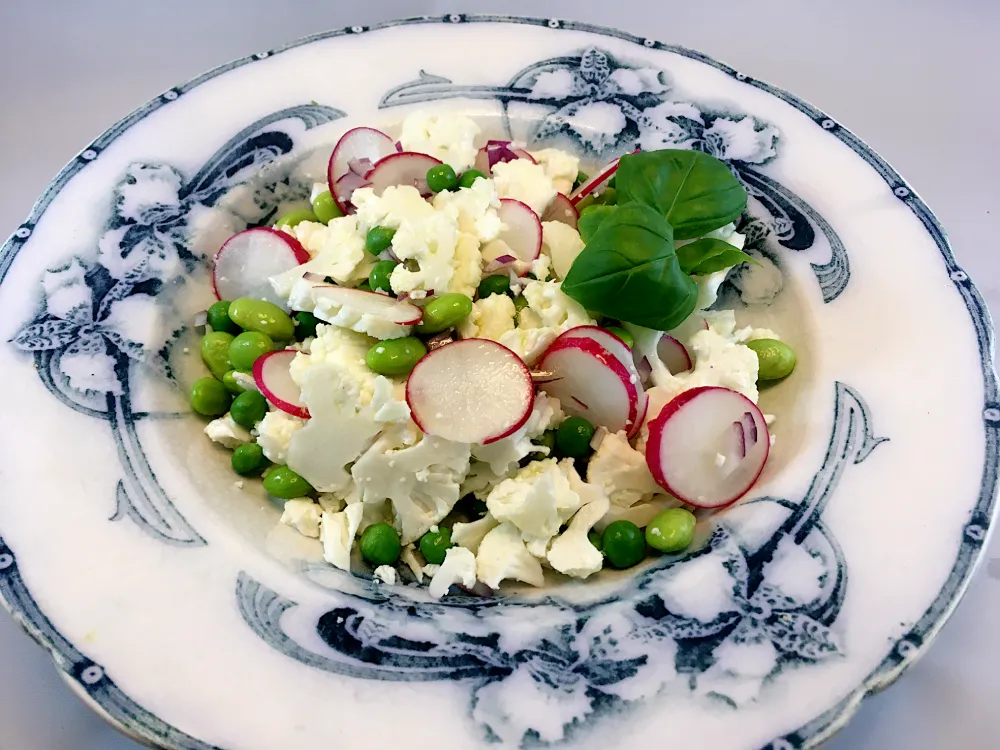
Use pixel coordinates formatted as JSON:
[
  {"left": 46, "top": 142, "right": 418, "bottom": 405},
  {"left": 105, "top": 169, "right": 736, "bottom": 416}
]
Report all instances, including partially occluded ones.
[{"left": 0, "top": 15, "right": 995, "bottom": 750}]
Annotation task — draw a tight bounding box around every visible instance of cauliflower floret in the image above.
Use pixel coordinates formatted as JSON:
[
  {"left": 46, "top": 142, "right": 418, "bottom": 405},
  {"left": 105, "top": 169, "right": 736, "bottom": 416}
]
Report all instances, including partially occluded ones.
[
  {"left": 205, "top": 413, "right": 251, "bottom": 449},
  {"left": 255, "top": 410, "right": 306, "bottom": 464},
  {"left": 491, "top": 159, "right": 558, "bottom": 216},
  {"left": 485, "top": 458, "right": 583, "bottom": 545},
  {"left": 319, "top": 503, "right": 364, "bottom": 571},
  {"left": 476, "top": 522, "right": 545, "bottom": 588},
  {"left": 428, "top": 546, "right": 478, "bottom": 598},
  {"left": 684, "top": 328, "right": 760, "bottom": 403},
  {"left": 451, "top": 514, "right": 500, "bottom": 554},
  {"left": 497, "top": 280, "right": 595, "bottom": 365},
  {"left": 587, "top": 430, "right": 661, "bottom": 507},
  {"left": 399, "top": 111, "right": 481, "bottom": 171},
  {"left": 471, "top": 393, "right": 564, "bottom": 475},
  {"left": 400, "top": 544, "right": 426, "bottom": 582},
  {"left": 352, "top": 424, "right": 472, "bottom": 544},
  {"left": 529, "top": 148, "right": 580, "bottom": 196},
  {"left": 269, "top": 217, "right": 372, "bottom": 297},
  {"left": 280, "top": 498, "right": 322, "bottom": 538},
  {"left": 447, "top": 232, "right": 484, "bottom": 298},
  {"left": 433, "top": 177, "right": 502, "bottom": 242},
  {"left": 459, "top": 293, "right": 516, "bottom": 341},
  {"left": 547, "top": 492, "right": 610, "bottom": 579},
  {"left": 541, "top": 221, "right": 585, "bottom": 281},
  {"left": 373, "top": 565, "right": 397, "bottom": 585},
  {"left": 460, "top": 460, "right": 513, "bottom": 500},
  {"left": 530, "top": 253, "right": 553, "bottom": 281},
  {"left": 388, "top": 213, "right": 460, "bottom": 295},
  {"left": 352, "top": 185, "right": 436, "bottom": 231}
]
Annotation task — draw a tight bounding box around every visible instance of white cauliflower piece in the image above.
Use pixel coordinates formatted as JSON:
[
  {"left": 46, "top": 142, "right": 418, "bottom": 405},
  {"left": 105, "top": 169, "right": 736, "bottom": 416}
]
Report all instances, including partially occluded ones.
[
  {"left": 451, "top": 514, "right": 500, "bottom": 554},
  {"left": 270, "top": 217, "right": 372, "bottom": 297},
  {"left": 400, "top": 544, "right": 425, "bottom": 582},
  {"left": 476, "top": 522, "right": 545, "bottom": 589},
  {"left": 460, "top": 461, "right": 514, "bottom": 501},
  {"left": 491, "top": 159, "right": 558, "bottom": 216},
  {"left": 458, "top": 293, "right": 516, "bottom": 341},
  {"left": 485, "top": 458, "right": 583, "bottom": 543},
  {"left": 498, "top": 280, "right": 595, "bottom": 365},
  {"left": 320, "top": 503, "right": 364, "bottom": 571},
  {"left": 374, "top": 565, "right": 397, "bottom": 585},
  {"left": 399, "top": 111, "right": 481, "bottom": 171},
  {"left": 587, "top": 430, "right": 661, "bottom": 507},
  {"left": 447, "top": 232, "right": 484, "bottom": 298},
  {"left": 541, "top": 221, "right": 585, "bottom": 281},
  {"left": 433, "top": 177, "right": 502, "bottom": 242},
  {"left": 352, "top": 184, "right": 435, "bottom": 230},
  {"left": 547, "top": 493, "right": 611, "bottom": 579},
  {"left": 255, "top": 410, "right": 306, "bottom": 464},
  {"left": 204, "top": 413, "right": 251, "bottom": 449},
  {"left": 530, "top": 252, "right": 553, "bottom": 282},
  {"left": 280, "top": 498, "right": 322, "bottom": 538},
  {"left": 428, "top": 547, "right": 478, "bottom": 598},
  {"left": 529, "top": 148, "right": 580, "bottom": 196}
]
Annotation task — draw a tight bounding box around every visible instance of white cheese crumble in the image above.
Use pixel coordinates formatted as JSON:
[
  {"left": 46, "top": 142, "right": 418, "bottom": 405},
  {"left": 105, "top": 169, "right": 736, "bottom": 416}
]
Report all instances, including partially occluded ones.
[
  {"left": 280, "top": 499, "right": 322, "bottom": 538},
  {"left": 205, "top": 414, "right": 251, "bottom": 449}
]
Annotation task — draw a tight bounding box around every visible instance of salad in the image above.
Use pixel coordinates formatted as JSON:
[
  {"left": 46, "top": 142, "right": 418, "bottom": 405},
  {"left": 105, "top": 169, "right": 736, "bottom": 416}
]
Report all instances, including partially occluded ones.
[{"left": 191, "top": 110, "right": 797, "bottom": 596}]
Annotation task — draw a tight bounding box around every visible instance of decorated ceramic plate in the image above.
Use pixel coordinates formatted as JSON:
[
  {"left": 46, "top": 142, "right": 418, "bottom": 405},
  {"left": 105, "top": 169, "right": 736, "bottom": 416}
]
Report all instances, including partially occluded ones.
[{"left": 0, "top": 14, "right": 995, "bottom": 750}]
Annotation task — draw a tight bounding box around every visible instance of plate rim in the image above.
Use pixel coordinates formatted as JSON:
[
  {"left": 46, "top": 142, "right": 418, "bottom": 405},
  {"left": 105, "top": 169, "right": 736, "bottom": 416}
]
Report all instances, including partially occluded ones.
[{"left": 0, "top": 13, "right": 996, "bottom": 750}]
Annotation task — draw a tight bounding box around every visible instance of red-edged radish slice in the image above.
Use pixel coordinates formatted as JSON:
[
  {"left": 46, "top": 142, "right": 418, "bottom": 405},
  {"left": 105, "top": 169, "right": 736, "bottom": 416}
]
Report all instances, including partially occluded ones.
[
  {"left": 310, "top": 285, "right": 422, "bottom": 325},
  {"left": 541, "top": 193, "right": 579, "bottom": 229},
  {"left": 481, "top": 199, "right": 543, "bottom": 277},
  {"left": 327, "top": 127, "right": 395, "bottom": 212},
  {"left": 213, "top": 227, "right": 309, "bottom": 306},
  {"left": 253, "top": 349, "right": 309, "bottom": 419},
  {"left": 473, "top": 142, "right": 537, "bottom": 174},
  {"left": 569, "top": 149, "right": 639, "bottom": 206},
  {"left": 536, "top": 336, "right": 643, "bottom": 436},
  {"left": 366, "top": 152, "right": 442, "bottom": 197},
  {"left": 646, "top": 386, "right": 770, "bottom": 509},
  {"left": 657, "top": 334, "right": 692, "bottom": 374},
  {"left": 406, "top": 339, "right": 534, "bottom": 444}
]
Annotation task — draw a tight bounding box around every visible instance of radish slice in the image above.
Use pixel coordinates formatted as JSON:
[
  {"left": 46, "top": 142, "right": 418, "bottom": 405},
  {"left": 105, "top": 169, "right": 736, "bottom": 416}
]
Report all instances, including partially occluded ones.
[
  {"left": 646, "top": 386, "right": 770, "bottom": 509},
  {"left": 366, "top": 152, "right": 442, "bottom": 197},
  {"left": 327, "top": 127, "right": 395, "bottom": 212},
  {"left": 536, "top": 336, "right": 643, "bottom": 436},
  {"left": 569, "top": 149, "right": 639, "bottom": 206},
  {"left": 498, "top": 199, "right": 542, "bottom": 270},
  {"left": 213, "top": 227, "right": 309, "bottom": 306},
  {"left": 310, "top": 286, "right": 422, "bottom": 325},
  {"left": 406, "top": 339, "right": 534, "bottom": 444},
  {"left": 253, "top": 350, "right": 309, "bottom": 419},
  {"left": 473, "top": 142, "right": 536, "bottom": 174},
  {"left": 541, "top": 193, "right": 579, "bottom": 229},
  {"left": 658, "top": 334, "right": 692, "bottom": 374}
]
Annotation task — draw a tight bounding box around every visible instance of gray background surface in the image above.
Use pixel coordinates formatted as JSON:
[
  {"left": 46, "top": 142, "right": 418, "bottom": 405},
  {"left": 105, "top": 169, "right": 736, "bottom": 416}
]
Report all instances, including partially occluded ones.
[{"left": 1, "top": 1, "right": 997, "bottom": 748}]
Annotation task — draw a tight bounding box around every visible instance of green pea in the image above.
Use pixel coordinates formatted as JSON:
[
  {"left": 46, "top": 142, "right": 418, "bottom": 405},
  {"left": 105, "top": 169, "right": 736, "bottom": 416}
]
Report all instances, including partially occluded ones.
[
  {"left": 222, "top": 370, "right": 246, "bottom": 394},
  {"left": 602, "top": 520, "right": 646, "bottom": 569},
  {"left": 262, "top": 466, "right": 314, "bottom": 499},
  {"left": 575, "top": 194, "right": 596, "bottom": 212},
  {"left": 415, "top": 293, "right": 473, "bottom": 334},
  {"left": 419, "top": 527, "right": 452, "bottom": 565},
  {"left": 207, "top": 300, "right": 239, "bottom": 335},
  {"left": 200, "top": 331, "right": 235, "bottom": 380},
  {"left": 458, "top": 169, "right": 488, "bottom": 189},
  {"left": 573, "top": 171, "right": 589, "bottom": 190},
  {"left": 645, "top": 508, "right": 697, "bottom": 553},
  {"left": 273, "top": 207, "right": 317, "bottom": 229},
  {"left": 366, "top": 226, "right": 396, "bottom": 255},
  {"left": 595, "top": 187, "right": 617, "bottom": 206},
  {"left": 426, "top": 163, "right": 458, "bottom": 193},
  {"left": 366, "top": 337, "right": 427, "bottom": 376},
  {"left": 369, "top": 260, "right": 398, "bottom": 294},
  {"left": 229, "top": 331, "right": 274, "bottom": 371},
  {"left": 190, "top": 377, "right": 232, "bottom": 417},
  {"left": 460, "top": 495, "right": 489, "bottom": 519},
  {"left": 556, "top": 416, "right": 596, "bottom": 459},
  {"left": 311, "top": 190, "right": 342, "bottom": 224},
  {"left": 230, "top": 390, "right": 269, "bottom": 429},
  {"left": 231, "top": 443, "right": 267, "bottom": 475},
  {"left": 294, "top": 311, "right": 320, "bottom": 341},
  {"left": 359, "top": 523, "right": 402, "bottom": 565},
  {"left": 604, "top": 326, "right": 634, "bottom": 348},
  {"left": 513, "top": 295, "right": 529, "bottom": 313},
  {"left": 357, "top": 281, "right": 372, "bottom": 292},
  {"left": 477, "top": 274, "right": 510, "bottom": 299},
  {"left": 588, "top": 530, "right": 603, "bottom": 552},
  {"left": 746, "top": 338, "right": 797, "bottom": 382},
  {"left": 531, "top": 430, "right": 557, "bottom": 459},
  {"left": 228, "top": 298, "right": 295, "bottom": 341}
]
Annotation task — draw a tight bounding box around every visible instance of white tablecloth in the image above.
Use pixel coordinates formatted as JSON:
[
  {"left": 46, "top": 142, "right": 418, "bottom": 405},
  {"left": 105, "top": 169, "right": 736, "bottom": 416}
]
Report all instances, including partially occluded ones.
[{"left": 1, "top": 1, "right": 997, "bottom": 747}]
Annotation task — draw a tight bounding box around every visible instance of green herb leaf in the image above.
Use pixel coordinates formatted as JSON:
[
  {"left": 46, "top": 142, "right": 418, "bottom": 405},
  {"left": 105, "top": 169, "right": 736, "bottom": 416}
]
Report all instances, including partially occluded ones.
[
  {"left": 577, "top": 205, "right": 617, "bottom": 243},
  {"left": 677, "top": 237, "right": 757, "bottom": 276},
  {"left": 561, "top": 202, "right": 698, "bottom": 330},
  {"left": 615, "top": 150, "right": 748, "bottom": 240}
]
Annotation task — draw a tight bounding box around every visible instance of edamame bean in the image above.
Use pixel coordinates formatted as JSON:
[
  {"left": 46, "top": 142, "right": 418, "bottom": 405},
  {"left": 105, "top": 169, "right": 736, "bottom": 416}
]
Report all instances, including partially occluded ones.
[
  {"left": 366, "top": 226, "right": 396, "bottom": 255},
  {"left": 207, "top": 300, "right": 239, "bottom": 335},
  {"left": 645, "top": 508, "right": 696, "bottom": 553},
  {"left": 746, "top": 338, "right": 797, "bottom": 381},
  {"left": 595, "top": 187, "right": 617, "bottom": 205},
  {"left": 603, "top": 326, "right": 634, "bottom": 348},
  {"left": 222, "top": 370, "right": 246, "bottom": 394},
  {"left": 531, "top": 430, "right": 557, "bottom": 458},
  {"left": 366, "top": 337, "right": 427, "bottom": 376},
  {"left": 415, "top": 293, "right": 473, "bottom": 334},
  {"left": 556, "top": 416, "right": 596, "bottom": 459},
  {"left": 229, "top": 331, "right": 274, "bottom": 371},
  {"left": 294, "top": 311, "right": 320, "bottom": 341},
  {"left": 601, "top": 520, "right": 646, "bottom": 569},
  {"left": 232, "top": 443, "right": 267, "bottom": 475},
  {"left": 419, "top": 527, "right": 452, "bottom": 565},
  {"left": 369, "top": 260, "right": 398, "bottom": 294},
  {"left": 273, "top": 207, "right": 317, "bottom": 228},
  {"left": 262, "top": 466, "right": 313, "bottom": 499},
  {"left": 360, "top": 523, "right": 401, "bottom": 565},
  {"left": 190, "top": 377, "right": 231, "bottom": 417},
  {"left": 228, "top": 298, "right": 295, "bottom": 341},
  {"left": 458, "top": 169, "right": 487, "bottom": 189},
  {"left": 230, "top": 390, "right": 268, "bottom": 429},
  {"left": 311, "top": 190, "right": 342, "bottom": 224},
  {"left": 477, "top": 274, "right": 510, "bottom": 299},
  {"left": 200, "top": 331, "right": 235, "bottom": 380},
  {"left": 426, "top": 164, "right": 459, "bottom": 193}
]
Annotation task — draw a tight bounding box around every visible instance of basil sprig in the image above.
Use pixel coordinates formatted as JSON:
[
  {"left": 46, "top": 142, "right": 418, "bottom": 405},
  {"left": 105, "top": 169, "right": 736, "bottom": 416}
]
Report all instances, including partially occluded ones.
[{"left": 562, "top": 149, "right": 751, "bottom": 328}]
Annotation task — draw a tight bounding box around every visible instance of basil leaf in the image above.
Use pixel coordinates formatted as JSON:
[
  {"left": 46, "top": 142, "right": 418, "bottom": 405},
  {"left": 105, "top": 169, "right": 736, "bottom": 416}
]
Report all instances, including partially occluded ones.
[
  {"left": 562, "top": 202, "right": 698, "bottom": 330},
  {"left": 677, "top": 237, "right": 757, "bottom": 276},
  {"left": 616, "top": 150, "right": 748, "bottom": 240},
  {"left": 577, "top": 205, "right": 617, "bottom": 243}
]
